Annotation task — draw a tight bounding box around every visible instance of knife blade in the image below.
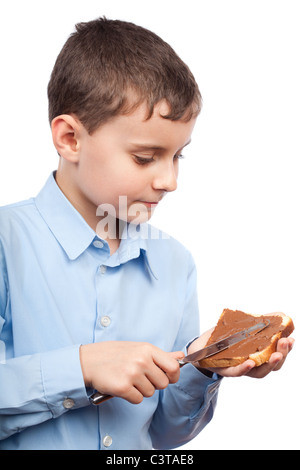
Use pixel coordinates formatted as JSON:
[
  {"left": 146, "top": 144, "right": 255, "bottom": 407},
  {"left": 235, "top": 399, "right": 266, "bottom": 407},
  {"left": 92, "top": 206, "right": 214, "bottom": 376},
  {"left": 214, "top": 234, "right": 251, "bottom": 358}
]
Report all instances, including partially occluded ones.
[
  {"left": 90, "top": 320, "right": 270, "bottom": 405},
  {"left": 178, "top": 320, "right": 270, "bottom": 366}
]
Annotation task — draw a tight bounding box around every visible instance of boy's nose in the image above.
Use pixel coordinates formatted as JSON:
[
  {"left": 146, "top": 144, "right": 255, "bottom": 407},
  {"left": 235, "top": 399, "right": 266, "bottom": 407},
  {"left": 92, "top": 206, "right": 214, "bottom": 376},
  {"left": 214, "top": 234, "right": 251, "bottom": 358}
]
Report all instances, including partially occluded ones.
[{"left": 152, "top": 161, "right": 178, "bottom": 193}]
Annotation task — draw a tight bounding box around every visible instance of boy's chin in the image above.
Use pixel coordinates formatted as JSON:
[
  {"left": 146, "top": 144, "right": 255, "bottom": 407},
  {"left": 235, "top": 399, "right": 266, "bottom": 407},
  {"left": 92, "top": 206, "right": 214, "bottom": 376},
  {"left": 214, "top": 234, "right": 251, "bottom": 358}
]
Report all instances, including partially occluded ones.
[
  {"left": 121, "top": 212, "right": 153, "bottom": 226},
  {"left": 119, "top": 203, "right": 155, "bottom": 226}
]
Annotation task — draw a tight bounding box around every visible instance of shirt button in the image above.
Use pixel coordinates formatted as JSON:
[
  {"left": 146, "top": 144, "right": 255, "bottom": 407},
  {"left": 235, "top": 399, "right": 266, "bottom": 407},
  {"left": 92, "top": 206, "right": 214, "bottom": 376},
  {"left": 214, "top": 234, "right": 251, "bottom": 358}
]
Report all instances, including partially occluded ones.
[
  {"left": 93, "top": 240, "right": 104, "bottom": 249},
  {"left": 63, "top": 398, "right": 75, "bottom": 409},
  {"left": 103, "top": 435, "right": 113, "bottom": 447},
  {"left": 100, "top": 316, "right": 111, "bottom": 327},
  {"left": 100, "top": 265, "right": 107, "bottom": 274}
]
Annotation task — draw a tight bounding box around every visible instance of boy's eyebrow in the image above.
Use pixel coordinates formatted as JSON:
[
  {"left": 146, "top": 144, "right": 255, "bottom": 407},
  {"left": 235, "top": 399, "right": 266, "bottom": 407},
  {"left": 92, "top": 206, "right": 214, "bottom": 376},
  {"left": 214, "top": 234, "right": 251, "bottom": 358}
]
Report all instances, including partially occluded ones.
[{"left": 130, "top": 139, "right": 192, "bottom": 152}]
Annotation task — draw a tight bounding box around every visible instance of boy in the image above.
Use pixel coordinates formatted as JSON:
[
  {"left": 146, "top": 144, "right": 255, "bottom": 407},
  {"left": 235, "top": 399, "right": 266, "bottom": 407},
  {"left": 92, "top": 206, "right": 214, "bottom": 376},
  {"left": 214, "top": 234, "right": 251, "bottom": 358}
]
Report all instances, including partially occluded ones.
[{"left": 0, "top": 18, "right": 293, "bottom": 450}]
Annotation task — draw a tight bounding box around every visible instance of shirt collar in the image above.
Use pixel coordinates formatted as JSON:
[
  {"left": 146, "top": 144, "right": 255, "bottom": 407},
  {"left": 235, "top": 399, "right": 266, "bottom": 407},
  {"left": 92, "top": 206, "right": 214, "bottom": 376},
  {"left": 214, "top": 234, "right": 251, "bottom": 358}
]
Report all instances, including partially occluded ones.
[
  {"left": 35, "top": 172, "right": 96, "bottom": 260},
  {"left": 34, "top": 173, "right": 158, "bottom": 279}
]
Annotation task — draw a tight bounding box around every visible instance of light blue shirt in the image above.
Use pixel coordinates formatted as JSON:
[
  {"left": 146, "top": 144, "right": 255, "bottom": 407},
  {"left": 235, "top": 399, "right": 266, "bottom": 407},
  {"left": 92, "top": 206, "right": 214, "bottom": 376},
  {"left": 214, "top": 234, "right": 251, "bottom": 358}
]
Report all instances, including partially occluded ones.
[{"left": 0, "top": 173, "right": 221, "bottom": 450}]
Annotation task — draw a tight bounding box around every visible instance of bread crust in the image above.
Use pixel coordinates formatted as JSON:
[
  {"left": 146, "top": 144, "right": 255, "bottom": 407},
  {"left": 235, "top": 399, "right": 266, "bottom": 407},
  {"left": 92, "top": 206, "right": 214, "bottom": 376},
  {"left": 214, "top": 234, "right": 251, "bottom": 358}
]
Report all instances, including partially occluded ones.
[{"left": 199, "top": 310, "right": 294, "bottom": 368}]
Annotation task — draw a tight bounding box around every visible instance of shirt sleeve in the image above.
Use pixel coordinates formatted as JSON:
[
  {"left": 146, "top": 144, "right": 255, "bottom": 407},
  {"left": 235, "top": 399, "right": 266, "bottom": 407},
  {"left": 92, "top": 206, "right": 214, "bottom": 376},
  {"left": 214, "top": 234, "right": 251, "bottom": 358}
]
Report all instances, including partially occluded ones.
[
  {"left": 149, "top": 250, "right": 222, "bottom": 449},
  {"left": 0, "top": 239, "right": 89, "bottom": 440},
  {"left": 0, "top": 242, "right": 7, "bottom": 366},
  {"left": 0, "top": 345, "right": 90, "bottom": 440}
]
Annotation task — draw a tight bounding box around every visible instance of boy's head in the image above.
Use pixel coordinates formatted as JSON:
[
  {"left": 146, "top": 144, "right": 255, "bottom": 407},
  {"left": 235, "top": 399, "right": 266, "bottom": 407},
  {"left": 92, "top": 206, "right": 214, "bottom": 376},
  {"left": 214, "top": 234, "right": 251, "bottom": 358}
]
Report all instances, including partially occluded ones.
[
  {"left": 48, "top": 17, "right": 201, "bottom": 134},
  {"left": 49, "top": 18, "right": 201, "bottom": 236}
]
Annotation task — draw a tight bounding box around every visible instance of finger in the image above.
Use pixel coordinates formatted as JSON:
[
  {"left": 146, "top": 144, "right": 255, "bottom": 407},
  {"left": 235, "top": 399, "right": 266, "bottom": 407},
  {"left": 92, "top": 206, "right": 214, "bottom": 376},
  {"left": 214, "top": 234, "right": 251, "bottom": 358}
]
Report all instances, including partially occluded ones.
[
  {"left": 119, "top": 385, "right": 145, "bottom": 404},
  {"left": 277, "top": 338, "right": 289, "bottom": 354},
  {"left": 207, "top": 359, "right": 256, "bottom": 378},
  {"left": 169, "top": 350, "right": 185, "bottom": 360},
  {"left": 145, "top": 365, "right": 170, "bottom": 390},
  {"left": 268, "top": 352, "right": 284, "bottom": 372},
  {"left": 133, "top": 375, "right": 157, "bottom": 398},
  {"left": 271, "top": 337, "right": 293, "bottom": 371},
  {"left": 289, "top": 337, "right": 295, "bottom": 350},
  {"left": 152, "top": 351, "right": 182, "bottom": 384},
  {"left": 277, "top": 337, "right": 294, "bottom": 357},
  {"left": 246, "top": 355, "right": 282, "bottom": 378},
  {"left": 107, "top": 372, "right": 146, "bottom": 404},
  {"left": 231, "top": 359, "right": 255, "bottom": 377}
]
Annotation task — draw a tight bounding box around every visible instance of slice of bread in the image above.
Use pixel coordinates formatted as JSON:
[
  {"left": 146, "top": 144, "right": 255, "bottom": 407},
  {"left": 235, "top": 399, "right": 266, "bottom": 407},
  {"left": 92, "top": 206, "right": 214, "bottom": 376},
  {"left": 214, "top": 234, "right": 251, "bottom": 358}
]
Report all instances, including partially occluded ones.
[{"left": 199, "top": 309, "right": 294, "bottom": 368}]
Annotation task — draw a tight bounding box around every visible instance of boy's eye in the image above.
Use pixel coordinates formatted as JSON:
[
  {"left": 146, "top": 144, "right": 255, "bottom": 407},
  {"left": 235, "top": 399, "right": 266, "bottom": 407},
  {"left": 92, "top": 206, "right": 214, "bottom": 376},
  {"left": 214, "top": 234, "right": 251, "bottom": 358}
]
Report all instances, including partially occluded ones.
[
  {"left": 134, "top": 155, "right": 155, "bottom": 165},
  {"left": 134, "top": 154, "right": 185, "bottom": 165},
  {"left": 174, "top": 153, "right": 185, "bottom": 161}
]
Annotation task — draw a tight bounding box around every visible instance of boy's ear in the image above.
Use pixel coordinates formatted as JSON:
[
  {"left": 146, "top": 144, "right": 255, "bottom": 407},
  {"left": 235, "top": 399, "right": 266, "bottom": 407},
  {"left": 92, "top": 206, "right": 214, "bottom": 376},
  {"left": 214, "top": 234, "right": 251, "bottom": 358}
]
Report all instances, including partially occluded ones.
[{"left": 51, "top": 115, "right": 81, "bottom": 162}]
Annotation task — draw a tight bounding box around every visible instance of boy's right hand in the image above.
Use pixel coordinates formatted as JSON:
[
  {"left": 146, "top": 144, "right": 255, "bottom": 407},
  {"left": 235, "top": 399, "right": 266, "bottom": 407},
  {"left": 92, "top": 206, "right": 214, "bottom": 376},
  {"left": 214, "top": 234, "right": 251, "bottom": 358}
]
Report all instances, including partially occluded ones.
[{"left": 79, "top": 341, "right": 184, "bottom": 404}]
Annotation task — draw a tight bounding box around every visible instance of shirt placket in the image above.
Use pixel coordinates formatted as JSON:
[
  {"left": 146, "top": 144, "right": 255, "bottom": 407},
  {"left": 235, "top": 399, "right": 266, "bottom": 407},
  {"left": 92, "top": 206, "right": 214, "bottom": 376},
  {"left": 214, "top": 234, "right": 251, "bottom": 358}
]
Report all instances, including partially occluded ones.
[{"left": 94, "top": 260, "right": 115, "bottom": 449}]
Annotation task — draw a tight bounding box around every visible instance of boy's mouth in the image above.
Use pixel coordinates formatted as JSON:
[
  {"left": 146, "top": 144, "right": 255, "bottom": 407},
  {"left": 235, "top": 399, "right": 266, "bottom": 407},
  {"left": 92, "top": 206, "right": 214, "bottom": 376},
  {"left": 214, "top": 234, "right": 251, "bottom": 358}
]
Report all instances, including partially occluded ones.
[{"left": 139, "top": 201, "right": 159, "bottom": 208}]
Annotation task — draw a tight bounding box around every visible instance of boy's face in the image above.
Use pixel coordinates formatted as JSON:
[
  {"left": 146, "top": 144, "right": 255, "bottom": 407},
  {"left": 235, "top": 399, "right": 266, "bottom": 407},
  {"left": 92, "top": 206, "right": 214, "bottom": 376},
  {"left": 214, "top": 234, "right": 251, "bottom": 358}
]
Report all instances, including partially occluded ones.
[{"left": 57, "top": 100, "right": 197, "bottom": 229}]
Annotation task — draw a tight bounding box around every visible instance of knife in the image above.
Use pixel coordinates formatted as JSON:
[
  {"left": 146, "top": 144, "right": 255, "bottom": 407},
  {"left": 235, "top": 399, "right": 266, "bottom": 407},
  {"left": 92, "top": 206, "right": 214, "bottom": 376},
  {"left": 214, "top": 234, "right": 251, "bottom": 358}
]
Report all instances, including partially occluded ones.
[{"left": 90, "top": 320, "right": 270, "bottom": 405}]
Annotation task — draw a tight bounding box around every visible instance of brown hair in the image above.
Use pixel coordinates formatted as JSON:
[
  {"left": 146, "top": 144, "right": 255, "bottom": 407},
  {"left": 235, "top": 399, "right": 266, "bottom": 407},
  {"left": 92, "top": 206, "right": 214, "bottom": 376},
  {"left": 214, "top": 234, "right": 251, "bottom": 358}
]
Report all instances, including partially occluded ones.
[{"left": 48, "top": 17, "right": 201, "bottom": 134}]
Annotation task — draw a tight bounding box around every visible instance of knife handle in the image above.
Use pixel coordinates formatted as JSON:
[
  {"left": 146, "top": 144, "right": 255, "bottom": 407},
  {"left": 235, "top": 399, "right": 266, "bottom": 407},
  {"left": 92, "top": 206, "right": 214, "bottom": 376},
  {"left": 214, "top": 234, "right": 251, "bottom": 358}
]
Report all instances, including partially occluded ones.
[{"left": 90, "top": 392, "right": 112, "bottom": 405}]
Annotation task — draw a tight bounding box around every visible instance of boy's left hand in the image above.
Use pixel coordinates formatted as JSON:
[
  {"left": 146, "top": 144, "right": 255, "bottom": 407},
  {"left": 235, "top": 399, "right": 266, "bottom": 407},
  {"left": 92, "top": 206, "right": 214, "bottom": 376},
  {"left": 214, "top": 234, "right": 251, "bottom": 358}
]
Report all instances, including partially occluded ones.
[{"left": 188, "top": 329, "right": 295, "bottom": 379}]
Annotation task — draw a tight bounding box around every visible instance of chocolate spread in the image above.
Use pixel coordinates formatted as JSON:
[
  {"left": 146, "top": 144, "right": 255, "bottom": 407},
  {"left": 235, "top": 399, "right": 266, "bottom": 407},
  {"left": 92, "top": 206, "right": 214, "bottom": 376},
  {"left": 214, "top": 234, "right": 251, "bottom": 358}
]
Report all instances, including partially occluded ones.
[{"left": 205, "top": 309, "right": 289, "bottom": 360}]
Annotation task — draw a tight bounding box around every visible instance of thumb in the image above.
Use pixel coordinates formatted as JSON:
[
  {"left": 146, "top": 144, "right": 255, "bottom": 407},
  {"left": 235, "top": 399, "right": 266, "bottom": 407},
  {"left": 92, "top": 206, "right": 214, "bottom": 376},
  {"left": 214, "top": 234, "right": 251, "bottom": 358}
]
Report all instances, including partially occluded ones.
[{"left": 169, "top": 350, "right": 185, "bottom": 361}]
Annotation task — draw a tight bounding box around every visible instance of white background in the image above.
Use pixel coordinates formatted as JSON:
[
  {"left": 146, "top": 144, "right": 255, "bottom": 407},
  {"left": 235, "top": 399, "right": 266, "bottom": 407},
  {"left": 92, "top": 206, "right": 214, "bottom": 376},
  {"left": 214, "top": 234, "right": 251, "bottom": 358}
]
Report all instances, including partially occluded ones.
[{"left": 0, "top": 0, "right": 299, "bottom": 450}]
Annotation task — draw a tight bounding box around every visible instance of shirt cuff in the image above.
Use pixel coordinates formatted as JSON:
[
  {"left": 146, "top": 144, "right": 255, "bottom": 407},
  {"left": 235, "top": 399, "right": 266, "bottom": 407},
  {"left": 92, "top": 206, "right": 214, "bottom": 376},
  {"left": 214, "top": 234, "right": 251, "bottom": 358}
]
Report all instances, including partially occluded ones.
[
  {"left": 40, "top": 344, "right": 90, "bottom": 418},
  {"left": 173, "top": 339, "right": 222, "bottom": 419},
  {"left": 177, "top": 361, "right": 221, "bottom": 397},
  {"left": 173, "top": 362, "right": 221, "bottom": 423}
]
